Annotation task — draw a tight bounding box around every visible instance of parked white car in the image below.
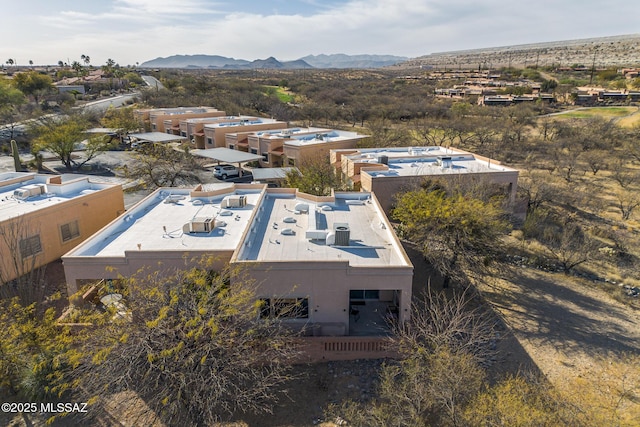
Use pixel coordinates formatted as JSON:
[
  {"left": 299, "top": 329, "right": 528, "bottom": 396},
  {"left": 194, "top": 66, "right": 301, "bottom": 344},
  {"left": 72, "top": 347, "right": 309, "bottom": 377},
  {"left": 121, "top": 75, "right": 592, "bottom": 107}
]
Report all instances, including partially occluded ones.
[{"left": 213, "top": 164, "right": 240, "bottom": 179}]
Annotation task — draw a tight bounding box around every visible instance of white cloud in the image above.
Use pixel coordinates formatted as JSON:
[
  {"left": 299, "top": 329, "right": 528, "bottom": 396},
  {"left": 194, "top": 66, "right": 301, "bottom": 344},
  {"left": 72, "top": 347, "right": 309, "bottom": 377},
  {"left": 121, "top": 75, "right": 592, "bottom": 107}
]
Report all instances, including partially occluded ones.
[{"left": 2, "top": 0, "right": 639, "bottom": 66}]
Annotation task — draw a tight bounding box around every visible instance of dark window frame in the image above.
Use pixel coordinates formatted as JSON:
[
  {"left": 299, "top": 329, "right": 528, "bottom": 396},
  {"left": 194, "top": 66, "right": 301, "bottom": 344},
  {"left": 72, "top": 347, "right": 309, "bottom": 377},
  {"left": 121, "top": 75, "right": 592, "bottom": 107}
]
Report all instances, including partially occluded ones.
[{"left": 20, "top": 235, "right": 42, "bottom": 258}]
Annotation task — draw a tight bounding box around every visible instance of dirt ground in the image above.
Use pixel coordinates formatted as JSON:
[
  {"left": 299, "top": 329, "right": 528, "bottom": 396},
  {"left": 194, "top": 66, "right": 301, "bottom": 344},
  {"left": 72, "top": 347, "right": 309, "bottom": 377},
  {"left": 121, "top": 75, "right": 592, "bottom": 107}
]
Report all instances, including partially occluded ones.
[{"left": 478, "top": 266, "right": 640, "bottom": 386}]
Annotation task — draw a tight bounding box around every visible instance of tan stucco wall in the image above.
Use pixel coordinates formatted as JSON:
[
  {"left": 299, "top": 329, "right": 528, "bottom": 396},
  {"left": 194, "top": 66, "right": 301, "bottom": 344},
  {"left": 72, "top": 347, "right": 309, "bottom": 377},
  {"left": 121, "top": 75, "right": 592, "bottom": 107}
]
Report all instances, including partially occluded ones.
[
  {"left": 1, "top": 185, "right": 124, "bottom": 284},
  {"left": 64, "top": 250, "right": 234, "bottom": 296},
  {"left": 284, "top": 139, "right": 359, "bottom": 164},
  {"left": 235, "top": 261, "right": 413, "bottom": 334},
  {"left": 203, "top": 123, "right": 288, "bottom": 148},
  {"left": 150, "top": 111, "right": 225, "bottom": 133}
]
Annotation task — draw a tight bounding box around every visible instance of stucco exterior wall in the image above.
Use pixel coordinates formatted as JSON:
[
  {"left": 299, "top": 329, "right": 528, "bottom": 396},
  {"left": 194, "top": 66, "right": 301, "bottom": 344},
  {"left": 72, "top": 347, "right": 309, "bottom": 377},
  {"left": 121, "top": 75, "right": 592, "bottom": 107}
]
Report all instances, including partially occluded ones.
[
  {"left": 236, "top": 261, "right": 413, "bottom": 335},
  {"left": 1, "top": 184, "right": 124, "bottom": 284}
]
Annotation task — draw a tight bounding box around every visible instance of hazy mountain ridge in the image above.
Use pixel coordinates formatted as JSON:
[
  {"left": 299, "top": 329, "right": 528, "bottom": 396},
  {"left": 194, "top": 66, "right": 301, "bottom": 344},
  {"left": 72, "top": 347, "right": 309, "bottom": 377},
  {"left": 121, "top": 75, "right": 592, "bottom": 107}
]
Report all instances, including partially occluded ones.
[
  {"left": 300, "top": 54, "right": 408, "bottom": 68},
  {"left": 140, "top": 54, "right": 407, "bottom": 69}
]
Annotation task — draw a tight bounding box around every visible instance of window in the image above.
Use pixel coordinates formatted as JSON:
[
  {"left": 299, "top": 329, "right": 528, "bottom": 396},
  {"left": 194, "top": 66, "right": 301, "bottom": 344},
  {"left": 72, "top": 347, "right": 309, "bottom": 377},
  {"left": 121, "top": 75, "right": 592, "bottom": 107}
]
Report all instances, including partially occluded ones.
[
  {"left": 262, "top": 153, "right": 269, "bottom": 162},
  {"left": 20, "top": 235, "right": 42, "bottom": 258},
  {"left": 287, "top": 158, "right": 296, "bottom": 166},
  {"left": 228, "top": 144, "right": 234, "bottom": 150},
  {"left": 349, "top": 290, "right": 380, "bottom": 300},
  {"left": 60, "top": 220, "right": 80, "bottom": 242},
  {"left": 259, "top": 298, "right": 309, "bottom": 319},
  {"left": 250, "top": 148, "right": 258, "bottom": 154},
  {"left": 206, "top": 137, "right": 213, "bottom": 145}
]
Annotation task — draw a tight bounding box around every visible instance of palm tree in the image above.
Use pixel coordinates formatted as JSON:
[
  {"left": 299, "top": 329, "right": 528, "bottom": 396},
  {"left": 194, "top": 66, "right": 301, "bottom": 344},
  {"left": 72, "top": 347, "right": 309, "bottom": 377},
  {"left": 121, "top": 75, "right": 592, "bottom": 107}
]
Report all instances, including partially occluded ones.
[
  {"left": 81, "top": 54, "right": 90, "bottom": 67},
  {"left": 6, "top": 58, "right": 14, "bottom": 67},
  {"left": 58, "top": 60, "right": 64, "bottom": 68},
  {"left": 28, "top": 60, "right": 34, "bottom": 69},
  {"left": 71, "top": 61, "right": 82, "bottom": 76}
]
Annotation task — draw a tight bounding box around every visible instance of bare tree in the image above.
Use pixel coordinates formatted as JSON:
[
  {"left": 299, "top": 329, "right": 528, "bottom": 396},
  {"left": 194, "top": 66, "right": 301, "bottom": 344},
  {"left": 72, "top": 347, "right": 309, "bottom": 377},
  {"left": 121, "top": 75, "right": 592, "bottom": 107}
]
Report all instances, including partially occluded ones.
[
  {"left": 540, "top": 219, "right": 597, "bottom": 274},
  {"left": 0, "top": 217, "right": 47, "bottom": 304},
  {"left": 394, "top": 286, "right": 499, "bottom": 366},
  {"left": 121, "top": 144, "right": 201, "bottom": 189},
  {"left": 613, "top": 187, "right": 640, "bottom": 221},
  {"left": 325, "top": 287, "right": 496, "bottom": 427}
]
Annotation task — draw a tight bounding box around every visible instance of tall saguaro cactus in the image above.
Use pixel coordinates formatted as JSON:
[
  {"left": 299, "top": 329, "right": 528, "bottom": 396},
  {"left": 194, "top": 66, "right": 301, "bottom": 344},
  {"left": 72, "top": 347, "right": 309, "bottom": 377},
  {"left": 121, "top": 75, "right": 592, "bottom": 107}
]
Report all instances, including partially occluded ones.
[{"left": 11, "top": 140, "right": 22, "bottom": 172}]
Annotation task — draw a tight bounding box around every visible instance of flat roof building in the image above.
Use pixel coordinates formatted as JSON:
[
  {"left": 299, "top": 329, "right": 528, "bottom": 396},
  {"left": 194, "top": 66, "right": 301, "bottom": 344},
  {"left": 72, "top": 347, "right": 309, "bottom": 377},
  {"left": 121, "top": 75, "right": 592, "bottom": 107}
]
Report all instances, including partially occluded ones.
[
  {"left": 202, "top": 118, "right": 288, "bottom": 150},
  {"left": 331, "top": 146, "right": 519, "bottom": 213},
  {"left": 63, "top": 184, "right": 412, "bottom": 336},
  {"left": 179, "top": 116, "right": 266, "bottom": 149},
  {"left": 0, "top": 173, "right": 124, "bottom": 284},
  {"left": 134, "top": 107, "right": 224, "bottom": 133},
  {"left": 227, "top": 127, "right": 369, "bottom": 168}
]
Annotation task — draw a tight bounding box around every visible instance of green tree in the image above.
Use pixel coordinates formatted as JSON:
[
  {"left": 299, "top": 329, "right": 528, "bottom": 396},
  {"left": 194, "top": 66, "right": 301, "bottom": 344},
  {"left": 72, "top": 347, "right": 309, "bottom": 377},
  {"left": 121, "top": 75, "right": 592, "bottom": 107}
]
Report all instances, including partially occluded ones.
[
  {"left": 0, "top": 79, "right": 27, "bottom": 137},
  {"left": 0, "top": 297, "right": 82, "bottom": 402},
  {"left": 284, "top": 155, "right": 344, "bottom": 196},
  {"left": 463, "top": 375, "right": 568, "bottom": 427},
  {"left": 101, "top": 106, "right": 142, "bottom": 142},
  {"left": 121, "top": 143, "right": 200, "bottom": 188},
  {"left": 73, "top": 263, "right": 300, "bottom": 426},
  {"left": 71, "top": 60, "right": 83, "bottom": 76},
  {"left": 392, "top": 183, "right": 510, "bottom": 286},
  {"left": 31, "top": 113, "right": 114, "bottom": 171},
  {"left": 12, "top": 71, "right": 54, "bottom": 103}
]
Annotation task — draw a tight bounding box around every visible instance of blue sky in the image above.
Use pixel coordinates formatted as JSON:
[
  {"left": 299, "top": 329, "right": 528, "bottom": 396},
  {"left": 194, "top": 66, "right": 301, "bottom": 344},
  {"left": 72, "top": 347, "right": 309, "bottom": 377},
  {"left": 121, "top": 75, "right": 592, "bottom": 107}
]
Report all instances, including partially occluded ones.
[{"left": 3, "top": 0, "right": 639, "bottom": 67}]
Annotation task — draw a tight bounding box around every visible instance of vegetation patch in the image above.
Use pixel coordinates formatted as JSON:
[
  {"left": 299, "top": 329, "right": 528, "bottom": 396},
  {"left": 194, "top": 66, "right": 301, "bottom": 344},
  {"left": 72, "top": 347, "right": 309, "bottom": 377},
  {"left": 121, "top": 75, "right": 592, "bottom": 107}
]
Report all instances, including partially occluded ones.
[{"left": 560, "top": 106, "right": 636, "bottom": 119}]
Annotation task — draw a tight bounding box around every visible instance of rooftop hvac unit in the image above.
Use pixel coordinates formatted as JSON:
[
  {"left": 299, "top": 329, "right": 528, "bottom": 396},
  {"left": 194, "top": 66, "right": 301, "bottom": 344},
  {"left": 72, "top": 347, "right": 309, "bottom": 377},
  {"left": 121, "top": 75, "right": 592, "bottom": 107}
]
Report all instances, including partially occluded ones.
[
  {"left": 437, "top": 156, "right": 453, "bottom": 169},
  {"left": 377, "top": 155, "right": 389, "bottom": 165},
  {"left": 334, "top": 223, "right": 350, "bottom": 246},
  {"left": 13, "top": 184, "right": 46, "bottom": 200},
  {"left": 221, "top": 195, "right": 247, "bottom": 208},
  {"left": 186, "top": 217, "right": 214, "bottom": 233}
]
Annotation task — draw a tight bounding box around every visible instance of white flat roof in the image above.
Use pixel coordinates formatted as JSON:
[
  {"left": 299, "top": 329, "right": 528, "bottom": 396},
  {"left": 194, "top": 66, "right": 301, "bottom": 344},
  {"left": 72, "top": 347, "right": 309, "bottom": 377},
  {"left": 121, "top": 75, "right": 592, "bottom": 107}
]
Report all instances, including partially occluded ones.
[
  {"left": 66, "top": 186, "right": 263, "bottom": 257},
  {"left": 345, "top": 147, "right": 518, "bottom": 178},
  {"left": 191, "top": 148, "right": 263, "bottom": 163},
  {"left": 203, "top": 118, "right": 281, "bottom": 129},
  {"left": 235, "top": 192, "right": 409, "bottom": 267},
  {"left": 252, "top": 127, "right": 328, "bottom": 136},
  {"left": 0, "top": 173, "right": 117, "bottom": 221},
  {"left": 129, "top": 132, "right": 188, "bottom": 143},
  {"left": 284, "top": 130, "right": 366, "bottom": 147},
  {"left": 365, "top": 156, "right": 517, "bottom": 178},
  {"left": 251, "top": 167, "right": 297, "bottom": 180}
]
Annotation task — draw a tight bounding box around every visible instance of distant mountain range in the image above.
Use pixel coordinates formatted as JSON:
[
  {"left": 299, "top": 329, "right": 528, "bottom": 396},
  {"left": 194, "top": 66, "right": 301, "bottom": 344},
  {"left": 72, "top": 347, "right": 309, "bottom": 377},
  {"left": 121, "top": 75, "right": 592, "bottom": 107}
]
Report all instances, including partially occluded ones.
[{"left": 139, "top": 54, "right": 409, "bottom": 69}]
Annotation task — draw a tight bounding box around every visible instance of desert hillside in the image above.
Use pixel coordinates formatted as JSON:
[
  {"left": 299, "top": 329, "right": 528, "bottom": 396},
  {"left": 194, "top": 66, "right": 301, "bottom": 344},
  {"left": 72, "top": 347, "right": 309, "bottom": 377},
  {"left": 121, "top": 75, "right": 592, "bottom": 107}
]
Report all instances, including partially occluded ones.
[{"left": 399, "top": 33, "right": 640, "bottom": 69}]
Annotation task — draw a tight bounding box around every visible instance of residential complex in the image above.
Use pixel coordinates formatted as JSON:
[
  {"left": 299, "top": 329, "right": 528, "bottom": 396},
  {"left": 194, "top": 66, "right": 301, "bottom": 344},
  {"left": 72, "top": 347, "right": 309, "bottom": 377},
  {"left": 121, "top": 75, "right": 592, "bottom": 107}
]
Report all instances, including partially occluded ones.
[
  {"left": 134, "top": 107, "right": 225, "bottom": 133},
  {"left": 175, "top": 115, "right": 284, "bottom": 149},
  {"left": 202, "top": 118, "right": 287, "bottom": 149},
  {"left": 331, "top": 146, "right": 519, "bottom": 213},
  {"left": 62, "top": 184, "right": 413, "bottom": 336},
  {"left": 225, "top": 127, "right": 369, "bottom": 167},
  {"left": 0, "top": 173, "right": 124, "bottom": 284}
]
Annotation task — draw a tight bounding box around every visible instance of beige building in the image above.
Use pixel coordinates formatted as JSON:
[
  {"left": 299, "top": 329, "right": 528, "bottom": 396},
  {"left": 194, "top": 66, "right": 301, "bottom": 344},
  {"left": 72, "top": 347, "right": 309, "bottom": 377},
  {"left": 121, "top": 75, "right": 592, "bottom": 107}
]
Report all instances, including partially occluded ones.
[
  {"left": 202, "top": 117, "right": 287, "bottom": 149},
  {"left": 179, "top": 115, "right": 265, "bottom": 149},
  {"left": 0, "top": 173, "right": 124, "bottom": 284},
  {"left": 62, "top": 184, "right": 413, "bottom": 336},
  {"left": 134, "top": 107, "right": 224, "bottom": 133},
  {"left": 226, "top": 127, "right": 369, "bottom": 167},
  {"left": 202, "top": 118, "right": 287, "bottom": 149},
  {"left": 331, "top": 146, "right": 519, "bottom": 213}
]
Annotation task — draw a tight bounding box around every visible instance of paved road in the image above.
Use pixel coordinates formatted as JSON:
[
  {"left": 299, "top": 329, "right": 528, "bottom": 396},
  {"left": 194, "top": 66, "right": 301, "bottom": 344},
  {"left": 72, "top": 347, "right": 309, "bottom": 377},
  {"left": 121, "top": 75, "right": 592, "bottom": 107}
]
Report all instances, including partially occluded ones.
[
  {"left": 80, "top": 93, "right": 140, "bottom": 113},
  {"left": 141, "top": 75, "right": 164, "bottom": 91}
]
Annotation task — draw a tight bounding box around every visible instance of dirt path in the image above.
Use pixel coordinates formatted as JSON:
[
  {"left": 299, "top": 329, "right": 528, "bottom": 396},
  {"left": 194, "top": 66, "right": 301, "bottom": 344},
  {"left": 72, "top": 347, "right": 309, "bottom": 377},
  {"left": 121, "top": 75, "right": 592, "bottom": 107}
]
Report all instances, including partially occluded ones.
[{"left": 478, "top": 267, "right": 640, "bottom": 384}]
